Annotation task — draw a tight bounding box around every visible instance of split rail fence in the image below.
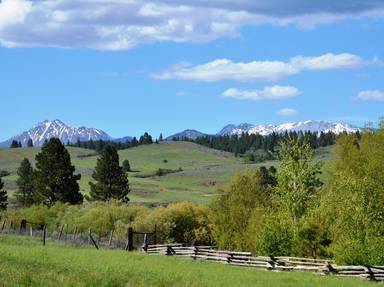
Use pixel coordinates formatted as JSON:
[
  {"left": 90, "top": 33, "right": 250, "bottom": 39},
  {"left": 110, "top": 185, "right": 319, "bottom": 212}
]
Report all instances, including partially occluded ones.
[
  {"left": 1, "top": 219, "right": 383, "bottom": 283},
  {"left": 144, "top": 245, "right": 384, "bottom": 282}
]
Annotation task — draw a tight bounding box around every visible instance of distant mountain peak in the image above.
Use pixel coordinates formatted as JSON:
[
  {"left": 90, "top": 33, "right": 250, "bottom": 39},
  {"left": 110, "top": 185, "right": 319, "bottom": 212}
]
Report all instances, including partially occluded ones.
[
  {"left": 166, "top": 129, "right": 207, "bottom": 140},
  {"left": 218, "top": 120, "right": 360, "bottom": 136},
  {"left": 0, "top": 119, "right": 112, "bottom": 147}
]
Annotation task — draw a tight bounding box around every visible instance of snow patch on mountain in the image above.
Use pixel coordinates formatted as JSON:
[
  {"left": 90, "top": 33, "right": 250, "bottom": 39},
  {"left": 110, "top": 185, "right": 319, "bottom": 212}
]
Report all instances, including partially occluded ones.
[
  {"left": 218, "top": 120, "right": 360, "bottom": 136},
  {"left": 0, "top": 119, "right": 112, "bottom": 147}
]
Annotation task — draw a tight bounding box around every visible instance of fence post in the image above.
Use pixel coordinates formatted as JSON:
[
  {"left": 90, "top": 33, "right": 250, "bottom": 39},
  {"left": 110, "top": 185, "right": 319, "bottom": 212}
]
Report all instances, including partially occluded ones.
[
  {"left": 88, "top": 229, "right": 99, "bottom": 250},
  {"left": 153, "top": 225, "right": 157, "bottom": 245},
  {"left": 29, "top": 227, "right": 33, "bottom": 237},
  {"left": 125, "top": 227, "right": 133, "bottom": 251},
  {"left": 43, "top": 226, "right": 46, "bottom": 246},
  {"left": 108, "top": 229, "right": 114, "bottom": 247},
  {"left": 19, "top": 219, "right": 27, "bottom": 234},
  {"left": 72, "top": 226, "right": 77, "bottom": 242},
  {"left": 58, "top": 224, "right": 65, "bottom": 241},
  {"left": 1, "top": 219, "right": 6, "bottom": 232},
  {"left": 193, "top": 246, "right": 199, "bottom": 260}
]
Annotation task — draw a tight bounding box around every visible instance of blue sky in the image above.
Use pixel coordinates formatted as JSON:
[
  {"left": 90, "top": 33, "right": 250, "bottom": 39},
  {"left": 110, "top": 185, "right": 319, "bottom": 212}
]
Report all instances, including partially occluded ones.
[{"left": 0, "top": 0, "right": 384, "bottom": 139}]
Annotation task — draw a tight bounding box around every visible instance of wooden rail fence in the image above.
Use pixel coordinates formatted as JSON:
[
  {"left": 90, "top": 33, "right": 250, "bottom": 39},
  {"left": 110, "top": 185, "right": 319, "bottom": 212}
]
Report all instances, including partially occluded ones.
[
  {"left": 145, "top": 244, "right": 384, "bottom": 282},
  {"left": 0, "top": 218, "right": 383, "bottom": 283}
]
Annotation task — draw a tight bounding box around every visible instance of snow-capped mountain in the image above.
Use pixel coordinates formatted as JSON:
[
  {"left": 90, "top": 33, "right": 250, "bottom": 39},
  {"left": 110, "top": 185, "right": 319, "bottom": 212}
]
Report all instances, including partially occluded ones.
[
  {"left": 0, "top": 120, "right": 112, "bottom": 147},
  {"left": 218, "top": 120, "right": 360, "bottom": 136},
  {"left": 166, "top": 129, "right": 207, "bottom": 140}
]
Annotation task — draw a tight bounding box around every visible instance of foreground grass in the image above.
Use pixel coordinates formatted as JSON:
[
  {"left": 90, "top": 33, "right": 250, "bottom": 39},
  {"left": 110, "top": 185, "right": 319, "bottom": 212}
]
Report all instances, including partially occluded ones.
[{"left": 0, "top": 235, "right": 373, "bottom": 287}]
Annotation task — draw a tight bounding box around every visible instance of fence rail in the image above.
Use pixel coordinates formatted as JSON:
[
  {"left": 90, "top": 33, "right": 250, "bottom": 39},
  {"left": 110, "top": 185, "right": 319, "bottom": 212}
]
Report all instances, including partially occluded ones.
[
  {"left": 145, "top": 244, "right": 384, "bottom": 282},
  {"left": 0, "top": 219, "right": 383, "bottom": 283}
]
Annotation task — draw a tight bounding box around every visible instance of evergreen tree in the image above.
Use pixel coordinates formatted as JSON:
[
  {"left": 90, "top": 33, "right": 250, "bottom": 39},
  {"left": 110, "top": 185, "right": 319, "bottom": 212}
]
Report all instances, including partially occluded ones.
[
  {"left": 159, "top": 133, "right": 163, "bottom": 141},
  {"left": 139, "top": 132, "right": 153, "bottom": 145},
  {"left": 34, "top": 138, "right": 83, "bottom": 205},
  {"left": 15, "top": 158, "right": 35, "bottom": 206},
  {"left": 0, "top": 177, "right": 7, "bottom": 211},
  {"left": 10, "top": 140, "right": 19, "bottom": 148},
  {"left": 27, "top": 138, "right": 33, "bottom": 147},
  {"left": 122, "top": 159, "right": 131, "bottom": 172},
  {"left": 88, "top": 145, "right": 129, "bottom": 202}
]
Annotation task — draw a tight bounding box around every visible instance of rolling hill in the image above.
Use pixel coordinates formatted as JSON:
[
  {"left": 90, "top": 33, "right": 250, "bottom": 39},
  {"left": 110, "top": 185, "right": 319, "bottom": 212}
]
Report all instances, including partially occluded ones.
[{"left": 1, "top": 141, "right": 278, "bottom": 204}]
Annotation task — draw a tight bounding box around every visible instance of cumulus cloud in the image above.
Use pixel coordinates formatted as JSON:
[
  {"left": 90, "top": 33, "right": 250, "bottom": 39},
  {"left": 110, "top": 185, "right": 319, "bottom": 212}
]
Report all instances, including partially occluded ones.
[
  {"left": 155, "top": 53, "right": 368, "bottom": 82},
  {"left": 0, "top": 0, "right": 384, "bottom": 50},
  {"left": 222, "top": 86, "right": 300, "bottom": 101},
  {"left": 276, "top": 108, "right": 299, "bottom": 116},
  {"left": 356, "top": 90, "right": 384, "bottom": 101}
]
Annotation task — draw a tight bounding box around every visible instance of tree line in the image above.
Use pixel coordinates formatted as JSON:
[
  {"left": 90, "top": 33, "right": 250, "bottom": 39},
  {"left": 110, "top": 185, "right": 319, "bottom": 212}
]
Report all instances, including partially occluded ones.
[
  {"left": 10, "top": 139, "right": 33, "bottom": 148},
  {"left": 68, "top": 132, "right": 156, "bottom": 151},
  {"left": 172, "top": 130, "right": 342, "bottom": 156}
]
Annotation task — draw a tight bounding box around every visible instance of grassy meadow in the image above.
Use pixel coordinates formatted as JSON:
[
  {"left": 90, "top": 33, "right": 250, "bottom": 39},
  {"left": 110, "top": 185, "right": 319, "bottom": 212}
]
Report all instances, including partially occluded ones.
[
  {"left": 0, "top": 142, "right": 279, "bottom": 204},
  {"left": 0, "top": 141, "right": 332, "bottom": 204},
  {"left": 0, "top": 235, "right": 373, "bottom": 287}
]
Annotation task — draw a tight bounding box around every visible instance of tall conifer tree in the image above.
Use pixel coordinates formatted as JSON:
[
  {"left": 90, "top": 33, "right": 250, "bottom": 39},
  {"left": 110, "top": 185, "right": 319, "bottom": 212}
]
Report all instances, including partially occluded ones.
[
  {"left": 88, "top": 145, "right": 129, "bottom": 202},
  {"left": 34, "top": 138, "right": 83, "bottom": 205},
  {"left": 0, "top": 177, "right": 8, "bottom": 211},
  {"left": 15, "top": 158, "right": 35, "bottom": 206}
]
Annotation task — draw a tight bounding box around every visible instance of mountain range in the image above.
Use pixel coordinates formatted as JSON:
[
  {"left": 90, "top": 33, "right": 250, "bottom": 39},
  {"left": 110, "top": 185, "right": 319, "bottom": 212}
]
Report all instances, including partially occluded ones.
[
  {"left": 0, "top": 119, "right": 360, "bottom": 148},
  {"left": 0, "top": 120, "right": 112, "bottom": 147}
]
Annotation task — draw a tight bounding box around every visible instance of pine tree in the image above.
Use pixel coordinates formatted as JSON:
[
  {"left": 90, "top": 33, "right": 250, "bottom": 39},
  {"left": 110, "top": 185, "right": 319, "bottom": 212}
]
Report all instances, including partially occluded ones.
[
  {"left": 139, "top": 132, "right": 153, "bottom": 145},
  {"left": 10, "top": 140, "right": 19, "bottom": 148},
  {"left": 159, "top": 133, "right": 163, "bottom": 141},
  {"left": 122, "top": 159, "right": 131, "bottom": 172},
  {"left": 34, "top": 138, "right": 83, "bottom": 205},
  {"left": 15, "top": 158, "right": 35, "bottom": 206},
  {"left": 88, "top": 145, "right": 129, "bottom": 202},
  {"left": 0, "top": 177, "right": 8, "bottom": 211},
  {"left": 27, "top": 139, "right": 33, "bottom": 147}
]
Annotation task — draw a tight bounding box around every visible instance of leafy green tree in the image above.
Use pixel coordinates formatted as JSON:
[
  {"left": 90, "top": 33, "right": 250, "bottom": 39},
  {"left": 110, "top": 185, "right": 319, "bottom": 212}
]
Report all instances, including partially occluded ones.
[
  {"left": 0, "top": 177, "right": 8, "bottom": 211},
  {"left": 318, "top": 130, "right": 384, "bottom": 264},
  {"left": 34, "top": 138, "right": 83, "bottom": 205},
  {"left": 210, "top": 169, "right": 272, "bottom": 252},
  {"left": 88, "top": 145, "right": 130, "bottom": 202},
  {"left": 27, "top": 138, "right": 33, "bottom": 147},
  {"left": 122, "top": 159, "right": 131, "bottom": 172},
  {"left": 275, "top": 137, "right": 322, "bottom": 225},
  {"left": 15, "top": 158, "right": 35, "bottom": 206}
]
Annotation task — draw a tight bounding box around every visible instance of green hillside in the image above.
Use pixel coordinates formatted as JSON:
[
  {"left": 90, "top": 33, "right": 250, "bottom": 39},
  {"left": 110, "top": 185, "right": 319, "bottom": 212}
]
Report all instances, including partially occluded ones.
[
  {"left": 0, "top": 142, "right": 279, "bottom": 204},
  {"left": 0, "top": 142, "right": 332, "bottom": 204}
]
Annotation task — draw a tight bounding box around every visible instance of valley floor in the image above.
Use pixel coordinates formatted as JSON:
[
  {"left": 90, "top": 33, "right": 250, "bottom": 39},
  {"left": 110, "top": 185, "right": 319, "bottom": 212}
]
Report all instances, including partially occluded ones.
[{"left": 0, "top": 235, "right": 373, "bottom": 287}]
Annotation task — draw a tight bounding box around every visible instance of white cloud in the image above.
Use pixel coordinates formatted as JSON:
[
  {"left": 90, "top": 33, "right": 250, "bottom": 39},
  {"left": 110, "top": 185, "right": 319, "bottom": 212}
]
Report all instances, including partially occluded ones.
[
  {"left": 0, "top": 0, "right": 384, "bottom": 50},
  {"left": 276, "top": 108, "right": 299, "bottom": 116},
  {"left": 356, "top": 90, "right": 384, "bottom": 101},
  {"left": 155, "top": 53, "right": 368, "bottom": 82},
  {"left": 222, "top": 86, "right": 300, "bottom": 101},
  {"left": 0, "top": 0, "right": 32, "bottom": 29}
]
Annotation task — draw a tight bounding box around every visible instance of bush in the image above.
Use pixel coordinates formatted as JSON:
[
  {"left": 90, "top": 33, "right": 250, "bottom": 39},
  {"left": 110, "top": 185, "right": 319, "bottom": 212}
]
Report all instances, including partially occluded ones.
[
  {"left": 0, "top": 170, "right": 10, "bottom": 177},
  {"left": 3, "top": 201, "right": 212, "bottom": 244}
]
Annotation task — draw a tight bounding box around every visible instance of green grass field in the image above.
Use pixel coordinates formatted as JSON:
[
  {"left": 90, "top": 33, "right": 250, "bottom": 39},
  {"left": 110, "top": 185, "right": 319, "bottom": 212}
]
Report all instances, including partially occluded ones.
[
  {"left": 0, "top": 235, "right": 372, "bottom": 287},
  {"left": 0, "top": 142, "right": 268, "bottom": 204},
  {"left": 0, "top": 142, "right": 330, "bottom": 204}
]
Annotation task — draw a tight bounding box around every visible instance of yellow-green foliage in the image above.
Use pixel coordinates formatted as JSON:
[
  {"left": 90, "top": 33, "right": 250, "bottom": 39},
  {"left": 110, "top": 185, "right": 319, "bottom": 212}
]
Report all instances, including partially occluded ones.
[
  {"left": 210, "top": 169, "right": 270, "bottom": 253},
  {"left": 318, "top": 131, "right": 384, "bottom": 264},
  {"left": 3, "top": 201, "right": 212, "bottom": 244}
]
